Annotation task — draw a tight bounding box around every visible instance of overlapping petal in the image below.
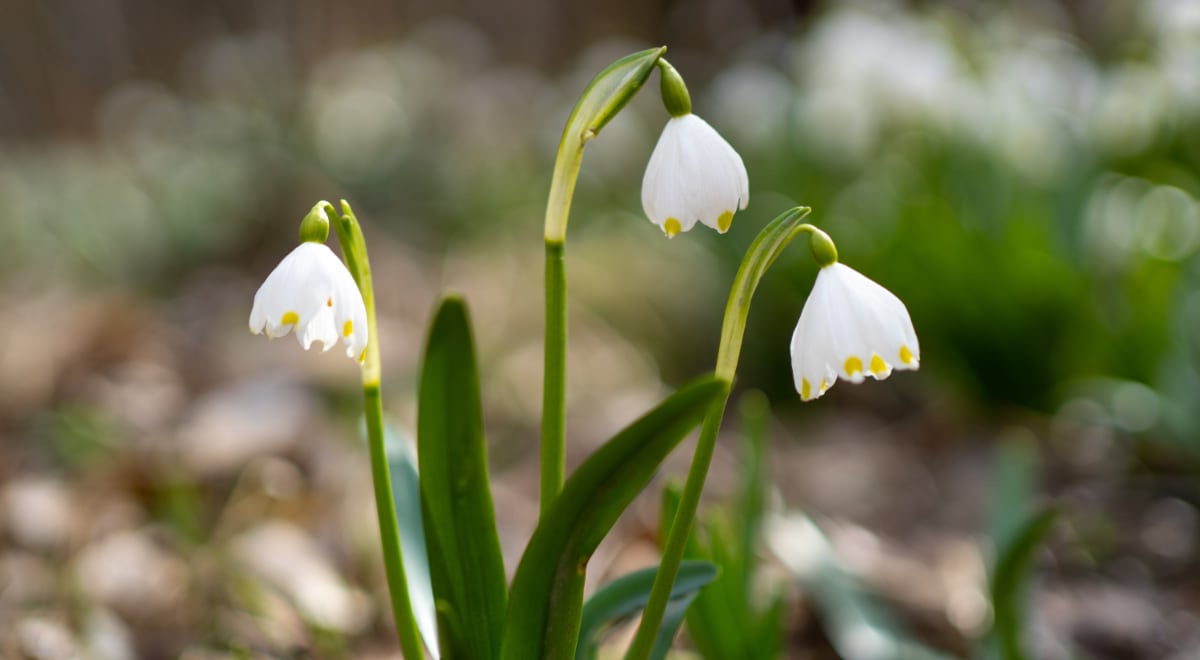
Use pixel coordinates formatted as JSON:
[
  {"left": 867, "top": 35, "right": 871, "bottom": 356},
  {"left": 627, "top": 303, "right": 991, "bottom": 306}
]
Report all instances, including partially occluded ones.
[
  {"left": 641, "top": 114, "right": 749, "bottom": 237},
  {"left": 249, "top": 242, "right": 369, "bottom": 360},
  {"left": 790, "top": 263, "right": 919, "bottom": 401}
]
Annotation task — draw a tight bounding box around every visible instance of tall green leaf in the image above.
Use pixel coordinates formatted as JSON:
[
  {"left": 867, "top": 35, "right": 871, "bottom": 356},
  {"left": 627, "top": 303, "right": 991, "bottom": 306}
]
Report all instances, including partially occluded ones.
[
  {"left": 576, "top": 561, "right": 719, "bottom": 660},
  {"left": 418, "top": 296, "right": 508, "bottom": 659},
  {"left": 501, "top": 376, "right": 729, "bottom": 660}
]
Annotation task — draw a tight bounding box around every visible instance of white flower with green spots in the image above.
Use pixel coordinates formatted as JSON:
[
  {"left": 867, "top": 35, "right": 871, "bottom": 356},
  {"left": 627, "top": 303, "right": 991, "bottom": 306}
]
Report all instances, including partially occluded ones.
[
  {"left": 641, "top": 114, "right": 749, "bottom": 238},
  {"left": 790, "top": 263, "right": 919, "bottom": 401},
  {"left": 249, "top": 242, "right": 368, "bottom": 361}
]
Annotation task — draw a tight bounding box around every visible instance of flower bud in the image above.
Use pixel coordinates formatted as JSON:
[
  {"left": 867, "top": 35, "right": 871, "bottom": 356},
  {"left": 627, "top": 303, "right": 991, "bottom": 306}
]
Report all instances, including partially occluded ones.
[
  {"left": 808, "top": 227, "right": 838, "bottom": 267},
  {"left": 657, "top": 59, "right": 692, "bottom": 117},
  {"left": 299, "top": 203, "right": 331, "bottom": 243}
]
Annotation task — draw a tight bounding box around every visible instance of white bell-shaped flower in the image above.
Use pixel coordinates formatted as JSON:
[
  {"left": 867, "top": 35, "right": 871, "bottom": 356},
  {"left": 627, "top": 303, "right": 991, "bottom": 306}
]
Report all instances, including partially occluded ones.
[
  {"left": 249, "top": 242, "right": 369, "bottom": 361},
  {"left": 790, "top": 263, "right": 919, "bottom": 401},
  {"left": 641, "top": 114, "right": 749, "bottom": 238}
]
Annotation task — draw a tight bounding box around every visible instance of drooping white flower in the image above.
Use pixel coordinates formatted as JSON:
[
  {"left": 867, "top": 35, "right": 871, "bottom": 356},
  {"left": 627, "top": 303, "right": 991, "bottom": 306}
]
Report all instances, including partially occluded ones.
[
  {"left": 249, "top": 242, "right": 369, "bottom": 361},
  {"left": 790, "top": 263, "right": 919, "bottom": 401},
  {"left": 641, "top": 114, "right": 749, "bottom": 238}
]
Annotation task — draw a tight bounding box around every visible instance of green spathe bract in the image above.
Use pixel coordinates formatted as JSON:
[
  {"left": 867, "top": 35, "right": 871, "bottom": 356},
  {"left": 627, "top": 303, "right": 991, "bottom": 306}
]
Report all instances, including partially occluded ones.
[
  {"left": 543, "top": 45, "right": 665, "bottom": 244},
  {"left": 418, "top": 297, "right": 508, "bottom": 659},
  {"left": 502, "top": 376, "right": 729, "bottom": 660}
]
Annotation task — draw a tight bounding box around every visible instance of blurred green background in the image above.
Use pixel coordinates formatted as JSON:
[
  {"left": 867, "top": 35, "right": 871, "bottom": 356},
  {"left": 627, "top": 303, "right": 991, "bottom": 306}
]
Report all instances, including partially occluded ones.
[{"left": 2, "top": 0, "right": 1199, "bottom": 658}]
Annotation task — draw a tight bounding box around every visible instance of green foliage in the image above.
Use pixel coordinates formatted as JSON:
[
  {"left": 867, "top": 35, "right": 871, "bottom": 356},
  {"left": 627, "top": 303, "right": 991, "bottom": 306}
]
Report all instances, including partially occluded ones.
[
  {"left": 561, "top": 46, "right": 666, "bottom": 145},
  {"left": 988, "top": 509, "right": 1059, "bottom": 660},
  {"left": 501, "top": 376, "right": 729, "bottom": 660},
  {"left": 382, "top": 424, "right": 439, "bottom": 657},
  {"left": 418, "top": 297, "right": 508, "bottom": 659},
  {"left": 575, "top": 561, "right": 718, "bottom": 660},
  {"left": 543, "top": 45, "right": 665, "bottom": 243},
  {"left": 657, "top": 393, "right": 783, "bottom": 659}
]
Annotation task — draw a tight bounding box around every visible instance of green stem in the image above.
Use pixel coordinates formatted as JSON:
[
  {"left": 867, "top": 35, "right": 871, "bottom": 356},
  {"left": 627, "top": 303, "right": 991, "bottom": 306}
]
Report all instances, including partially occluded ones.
[
  {"left": 541, "top": 240, "right": 567, "bottom": 513},
  {"left": 330, "top": 200, "right": 425, "bottom": 659},
  {"left": 365, "top": 384, "right": 425, "bottom": 659},
  {"left": 625, "top": 207, "right": 815, "bottom": 660}
]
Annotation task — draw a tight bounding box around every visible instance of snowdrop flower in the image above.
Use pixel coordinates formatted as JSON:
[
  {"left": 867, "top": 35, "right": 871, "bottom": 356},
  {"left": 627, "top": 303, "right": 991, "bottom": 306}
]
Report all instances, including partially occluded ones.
[
  {"left": 641, "top": 60, "right": 749, "bottom": 238},
  {"left": 249, "top": 242, "right": 369, "bottom": 361},
  {"left": 790, "top": 263, "right": 919, "bottom": 401}
]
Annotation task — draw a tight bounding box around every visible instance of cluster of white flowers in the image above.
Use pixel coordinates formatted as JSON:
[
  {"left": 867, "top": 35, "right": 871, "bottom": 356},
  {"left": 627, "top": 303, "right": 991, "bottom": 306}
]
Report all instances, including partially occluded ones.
[
  {"left": 638, "top": 95, "right": 918, "bottom": 401},
  {"left": 251, "top": 61, "right": 918, "bottom": 401}
]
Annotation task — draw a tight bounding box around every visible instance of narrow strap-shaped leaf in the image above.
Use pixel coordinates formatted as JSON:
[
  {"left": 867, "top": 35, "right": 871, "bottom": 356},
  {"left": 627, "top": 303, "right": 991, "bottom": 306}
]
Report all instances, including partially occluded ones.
[
  {"left": 383, "top": 425, "right": 441, "bottom": 659},
  {"left": 576, "top": 561, "right": 718, "bottom": 660},
  {"left": 652, "top": 583, "right": 706, "bottom": 660},
  {"left": 418, "top": 296, "right": 508, "bottom": 659},
  {"left": 990, "top": 508, "right": 1058, "bottom": 660},
  {"left": 501, "top": 376, "right": 729, "bottom": 660}
]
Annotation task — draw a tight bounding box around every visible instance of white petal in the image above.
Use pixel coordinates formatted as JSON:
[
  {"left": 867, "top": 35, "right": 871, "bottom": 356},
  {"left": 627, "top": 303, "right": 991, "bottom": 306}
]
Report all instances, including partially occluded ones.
[
  {"left": 330, "top": 266, "right": 370, "bottom": 359},
  {"left": 829, "top": 264, "right": 919, "bottom": 373},
  {"left": 299, "top": 305, "right": 338, "bottom": 351},
  {"left": 789, "top": 263, "right": 919, "bottom": 401},
  {"left": 249, "top": 242, "right": 368, "bottom": 361},
  {"left": 641, "top": 114, "right": 748, "bottom": 235}
]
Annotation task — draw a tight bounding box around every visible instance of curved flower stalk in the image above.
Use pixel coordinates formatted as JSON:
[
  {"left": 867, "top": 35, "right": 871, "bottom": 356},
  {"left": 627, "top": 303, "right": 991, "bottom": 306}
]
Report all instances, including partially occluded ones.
[
  {"left": 540, "top": 47, "right": 667, "bottom": 514},
  {"left": 791, "top": 263, "right": 920, "bottom": 401},
  {"left": 627, "top": 212, "right": 920, "bottom": 660},
  {"left": 249, "top": 242, "right": 369, "bottom": 360},
  {"left": 627, "top": 207, "right": 811, "bottom": 659},
  {"left": 641, "top": 59, "right": 748, "bottom": 238}
]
